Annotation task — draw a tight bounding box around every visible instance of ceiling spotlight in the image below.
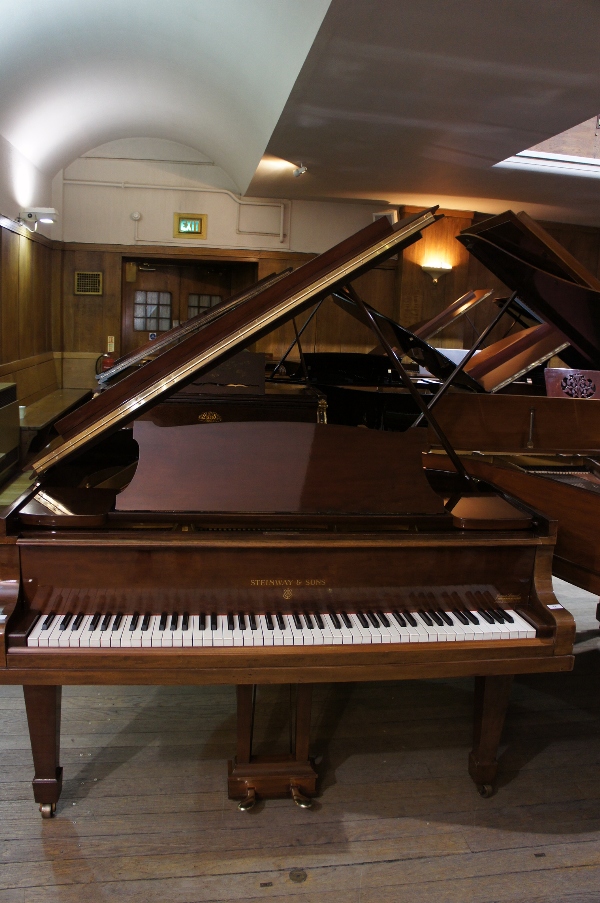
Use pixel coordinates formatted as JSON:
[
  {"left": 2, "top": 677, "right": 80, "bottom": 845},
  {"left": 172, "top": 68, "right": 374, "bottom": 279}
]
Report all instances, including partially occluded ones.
[{"left": 293, "top": 163, "right": 308, "bottom": 178}]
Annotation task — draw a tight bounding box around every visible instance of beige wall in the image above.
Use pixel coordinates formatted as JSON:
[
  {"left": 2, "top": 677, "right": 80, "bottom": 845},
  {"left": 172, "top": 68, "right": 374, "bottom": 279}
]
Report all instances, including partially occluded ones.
[{"left": 53, "top": 149, "right": 389, "bottom": 254}]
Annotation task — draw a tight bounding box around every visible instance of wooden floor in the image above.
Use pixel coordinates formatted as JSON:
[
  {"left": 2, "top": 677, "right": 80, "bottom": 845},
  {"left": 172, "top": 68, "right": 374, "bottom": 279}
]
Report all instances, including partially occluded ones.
[{"left": 1, "top": 578, "right": 600, "bottom": 903}]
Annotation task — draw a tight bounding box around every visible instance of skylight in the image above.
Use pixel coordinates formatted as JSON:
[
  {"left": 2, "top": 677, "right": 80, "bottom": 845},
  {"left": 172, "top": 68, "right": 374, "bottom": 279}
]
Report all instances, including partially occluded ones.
[{"left": 496, "top": 116, "right": 600, "bottom": 178}]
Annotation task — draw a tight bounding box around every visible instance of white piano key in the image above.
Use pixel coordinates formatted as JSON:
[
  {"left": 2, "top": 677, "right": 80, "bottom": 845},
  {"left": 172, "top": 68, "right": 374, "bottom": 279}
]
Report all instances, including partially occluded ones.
[
  {"left": 180, "top": 616, "right": 193, "bottom": 647},
  {"left": 505, "top": 609, "right": 537, "bottom": 639},
  {"left": 220, "top": 614, "right": 234, "bottom": 647},
  {"left": 304, "top": 613, "right": 323, "bottom": 645},
  {"left": 324, "top": 613, "right": 344, "bottom": 645},
  {"left": 258, "top": 614, "right": 275, "bottom": 646},
  {"left": 348, "top": 613, "right": 372, "bottom": 643},
  {"left": 144, "top": 614, "right": 162, "bottom": 648},
  {"left": 99, "top": 614, "right": 115, "bottom": 648},
  {"left": 287, "top": 614, "right": 304, "bottom": 646},
  {"left": 109, "top": 614, "right": 128, "bottom": 647},
  {"left": 247, "top": 614, "right": 263, "bottom": 646},
  {"left": 372, "top": 613, "right": 393, "bottom": 644}
]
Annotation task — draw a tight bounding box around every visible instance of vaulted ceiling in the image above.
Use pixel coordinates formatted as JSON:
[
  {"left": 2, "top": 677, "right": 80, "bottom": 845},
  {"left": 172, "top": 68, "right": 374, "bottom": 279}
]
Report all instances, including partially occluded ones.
[
  {"left": 2, "top": 0, "right": 600, "bottom": 221},
  {"left": 0, "top": 0, "right": 331, "bottom": 193}
]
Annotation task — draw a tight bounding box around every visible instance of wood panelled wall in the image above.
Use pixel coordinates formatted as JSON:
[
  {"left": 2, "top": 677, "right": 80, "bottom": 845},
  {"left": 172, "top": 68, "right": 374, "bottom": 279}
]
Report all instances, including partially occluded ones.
[
  {"left": 0, "top": 220, "right": 61, "bottom": 403},
  {"left": 5, "top": 208, "right": 600, "bottom": 399}
]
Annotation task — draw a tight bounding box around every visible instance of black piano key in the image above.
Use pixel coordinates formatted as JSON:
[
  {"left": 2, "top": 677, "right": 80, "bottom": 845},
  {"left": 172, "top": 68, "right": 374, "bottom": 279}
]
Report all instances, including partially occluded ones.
[
  {"left": 42, "top": 613, "right": 56, "bottom": 630},
  {"left": 227, "top": 613, "right": 235, "bottom": 631},
  {"left": 198, "top": 613, "right": 206, "bottom": 630},
  {"left": 418, "top": 610, "right": 433, "bottom": 627},
  {"left": 59, "top": 613, "right": 73, "bottom": 631},
  {"left": 340, "top": 611, "right": 352, "bottom": 629},
  {"left": 490, "top": 608, "right": 507, "bottom": 623},
  {"left": 182, "top": 613, "right": 189, "bottom": 631},
  {"left": 100, "top": 613, "right": 113, "bottom": 632},
  {"left": 392, "top": 610, "right": 406, "bottom": 627},
  {"left": 496, "top": 608, "right": 514, "bottom": 623},
  {"left": 303, "top": 613, "right": 314, "bottom": 629},
  {"left": 90, "top": 612, "right": 101, "bottom": 631},
  {"left": 401, "top": 609, "right": 418, "bottom": 627},
  {"left": 159, "top": 612, "right": 168, "bottom": 631},
  {"left": 141, "top": 613, "right": 151, "bottom": 631},
  {"left": 238, "top": 613, "right": 246, "bottom": 630},
  {"left": 170, "top": 613, "right": 179, "bottom": 631},
  {"left": 477, "top": 609, "right": 495, "bottom": 624},
  {"left": 452, "top": 608, "right": 470, "bottom": 626},
  {"left": 210, "top": 613, "right": 218, "bottom": 630},
  {"left": 276, "top": 612, "right": 286, "bottom": 630},
  {"left": 112, "top": 613, "right": 123, "bottom": 631},
  {"left": 328, "top": 610, "right": 341, "bottom": 629},
  {"left": 428, "top": 609, "right": 444, "bottom": 627},
  {"left": 265, "top": 612, "right": 274, "bottom": 630},
  {"left": 129, "top": 613, "right": 140, "bottom": 631},
  {"left": 367, "top": 611, "right": 380, "bottom": 628},
  {"left": 462, "top": 609, "right": 479, "bottom": 625},
  {"left": 72, "top": 612, "right": 84, "bottom": 630},
  {"left": 314, "top": 612, "right": 324, "bottom": 630},
  {"left": 249, "top": 613, "right": 257, "bottom": 630},
  {"left": 437, "top": 609, "right": 454, "bottom": 626},
  {"left": 356, "top": 612, "right": 369, "bottom": 628},
  {"left": 293, "top": 612, "right": 302, "bottom": 629},
  {"left": 377, "top": 611, "right": 390, "bottom": 627}
]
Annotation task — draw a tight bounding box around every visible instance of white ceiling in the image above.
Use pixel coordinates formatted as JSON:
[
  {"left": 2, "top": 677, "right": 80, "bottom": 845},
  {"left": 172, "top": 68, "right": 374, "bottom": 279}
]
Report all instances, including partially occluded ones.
[
  {"left": 0, "top": 0, "right": 331, "bottom": 193},
  {"left": 3, "top": 0, "right": 600, "bottom": 222},
  {"left": 249, "top": 0, "right": 600, "bottom": 223}
]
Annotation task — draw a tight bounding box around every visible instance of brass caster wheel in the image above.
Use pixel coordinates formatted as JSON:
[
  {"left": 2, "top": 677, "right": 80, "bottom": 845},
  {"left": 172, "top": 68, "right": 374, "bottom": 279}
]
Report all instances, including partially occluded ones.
[
  {"left": 291, "top": 785, "right": 312, "bottom": 809},
  {"left": 238, "top": 788, "right": 256, "bottom": 811},
  {"left": 477, "top": 784, "right": 494, "bottom": 799},
  {"left": 39, "top": 803, "right": 56, "bottom": 819}
]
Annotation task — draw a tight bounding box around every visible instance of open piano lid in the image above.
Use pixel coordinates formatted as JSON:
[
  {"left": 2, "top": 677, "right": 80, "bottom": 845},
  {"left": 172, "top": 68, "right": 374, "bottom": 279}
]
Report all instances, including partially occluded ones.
[
  {"left": 458, "top": 211, "right": 600, "bottom": 368},
  {"left": 32, "top": 208, "right": 440, "bottom": 477}
]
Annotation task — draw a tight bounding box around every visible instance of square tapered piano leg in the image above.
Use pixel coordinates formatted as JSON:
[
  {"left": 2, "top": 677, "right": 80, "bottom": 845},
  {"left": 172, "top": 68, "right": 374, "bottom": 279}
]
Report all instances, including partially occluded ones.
[
  {"left": 23, "top": 685, "right": 63, "bottom": 818},
  {"left": 228, "top": 683, "right": 317, "bottom": 809},
  {"left": 469, "top": 675, "right": 513, "bottom": 797}
]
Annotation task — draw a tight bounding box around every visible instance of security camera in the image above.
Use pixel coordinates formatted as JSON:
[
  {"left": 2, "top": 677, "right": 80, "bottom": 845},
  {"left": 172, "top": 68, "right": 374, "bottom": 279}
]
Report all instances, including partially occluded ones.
[{"left": 17, "top": 208, "right": 59, "bottom": 230}]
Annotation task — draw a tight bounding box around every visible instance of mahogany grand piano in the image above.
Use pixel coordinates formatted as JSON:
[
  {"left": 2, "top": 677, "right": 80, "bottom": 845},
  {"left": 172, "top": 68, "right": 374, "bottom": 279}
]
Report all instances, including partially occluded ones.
[{"left": 0, "top": 209, "right": 575, "bottom": 816}]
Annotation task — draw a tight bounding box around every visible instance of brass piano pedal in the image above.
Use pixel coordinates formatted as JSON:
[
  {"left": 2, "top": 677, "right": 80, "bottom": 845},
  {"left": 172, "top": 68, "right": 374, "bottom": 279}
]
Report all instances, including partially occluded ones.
[
  {"left": 237, "top": 787, "right": 256, "bottom": 811},
  {"left": 291, "top": 783, "right": 312, "bottom": 809},
  {"left": 39, "top": 803, "right": 56, "bottom": 819}
]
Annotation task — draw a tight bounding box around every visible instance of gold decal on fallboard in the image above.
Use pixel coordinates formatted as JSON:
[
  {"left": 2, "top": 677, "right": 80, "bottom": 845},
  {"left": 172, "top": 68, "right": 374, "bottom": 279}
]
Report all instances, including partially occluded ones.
[{"left": 249, "top": 579, "right": 327, "bottom": 587}]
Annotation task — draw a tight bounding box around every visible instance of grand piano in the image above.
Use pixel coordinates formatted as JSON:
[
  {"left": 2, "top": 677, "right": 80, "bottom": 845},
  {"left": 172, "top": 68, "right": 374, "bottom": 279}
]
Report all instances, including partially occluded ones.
[
  {"left": 0, "top": 209, "right": 575, "bottom": 817},
  {"left": 425, "top": 210, "right": 600, "bottom": 607}
]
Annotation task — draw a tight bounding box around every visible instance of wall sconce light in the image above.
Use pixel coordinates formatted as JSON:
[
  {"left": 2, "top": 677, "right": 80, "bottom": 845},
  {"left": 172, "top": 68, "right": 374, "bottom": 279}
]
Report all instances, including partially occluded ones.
[
  {"left": 421, "top": 263, "right": 452, "bottom": 284},
  {"left": 293, "top": 163, "right": 308, "bottom": 178},
  {"left": 16, "top": 207, "right": 59, "bottom": 231}
]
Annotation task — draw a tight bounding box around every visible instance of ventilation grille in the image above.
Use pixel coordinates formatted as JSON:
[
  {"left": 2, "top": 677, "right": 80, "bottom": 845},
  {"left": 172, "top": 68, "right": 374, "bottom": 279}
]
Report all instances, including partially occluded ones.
[{"left": 74, "top": 271, "right": 103, "bottom": 295}]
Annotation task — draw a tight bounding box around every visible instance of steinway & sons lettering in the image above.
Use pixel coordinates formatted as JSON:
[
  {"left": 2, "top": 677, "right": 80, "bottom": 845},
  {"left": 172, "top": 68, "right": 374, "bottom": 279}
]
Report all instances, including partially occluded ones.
[{"left": 250, "top": 579, "right": 326, "bottom": 587}]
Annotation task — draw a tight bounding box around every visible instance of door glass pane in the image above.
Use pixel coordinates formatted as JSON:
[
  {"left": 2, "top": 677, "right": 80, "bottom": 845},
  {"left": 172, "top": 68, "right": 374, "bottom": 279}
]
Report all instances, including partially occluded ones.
[{"left": 133, "top": 291, "right": 172, "bottom": 331}]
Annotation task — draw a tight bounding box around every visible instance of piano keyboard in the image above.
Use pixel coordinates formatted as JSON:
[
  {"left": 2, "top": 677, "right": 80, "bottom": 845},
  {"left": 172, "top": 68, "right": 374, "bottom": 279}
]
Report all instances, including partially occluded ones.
[{"left": 26, "top": 606, "right": 536, "bottom": 648}]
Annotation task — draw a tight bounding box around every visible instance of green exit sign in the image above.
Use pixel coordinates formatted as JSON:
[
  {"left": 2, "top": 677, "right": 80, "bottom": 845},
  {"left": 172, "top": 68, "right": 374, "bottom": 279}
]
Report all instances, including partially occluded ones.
[{"left": 173, "top": 213, "right": 207, "bottom": 239}]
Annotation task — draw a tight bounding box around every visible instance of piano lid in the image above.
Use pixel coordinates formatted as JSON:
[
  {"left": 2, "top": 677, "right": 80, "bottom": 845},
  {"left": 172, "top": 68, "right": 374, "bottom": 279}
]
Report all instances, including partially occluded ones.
[
  {"left": 459, "top": 210, "right": 600, "bottom": 290},
  {"left": 116, "top": 421, "right": 448, "bottom": 517},
  {"left": 32, "top": 208, "right": 440, "bottom": 476},
  {"left": 96, "top": 268, "right": 293, "bottom": 386},
  {"left": 331, "top": 290, "right": 484, "bottom": 393},
  {"left": 458, "top": 211, "right": 600, "bottom": 367}
]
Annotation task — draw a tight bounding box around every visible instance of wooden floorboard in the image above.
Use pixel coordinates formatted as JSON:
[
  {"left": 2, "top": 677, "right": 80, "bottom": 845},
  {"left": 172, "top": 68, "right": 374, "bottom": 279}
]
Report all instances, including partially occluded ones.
[{"left": 1, "top": 578, "right": 600, "bottom": 903}]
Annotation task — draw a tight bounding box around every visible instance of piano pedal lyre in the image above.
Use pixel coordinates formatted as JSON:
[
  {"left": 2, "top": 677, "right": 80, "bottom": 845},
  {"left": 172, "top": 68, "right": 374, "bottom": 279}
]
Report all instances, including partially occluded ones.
[{"left": 229, "top": 684, "right": 317, "bottom": 810}]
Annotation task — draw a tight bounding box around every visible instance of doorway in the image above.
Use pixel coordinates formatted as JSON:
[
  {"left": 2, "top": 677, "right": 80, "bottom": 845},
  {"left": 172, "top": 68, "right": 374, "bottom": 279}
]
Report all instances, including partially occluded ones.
[{"left": 121, "top": 259, "right": 258, "bottom": 355}]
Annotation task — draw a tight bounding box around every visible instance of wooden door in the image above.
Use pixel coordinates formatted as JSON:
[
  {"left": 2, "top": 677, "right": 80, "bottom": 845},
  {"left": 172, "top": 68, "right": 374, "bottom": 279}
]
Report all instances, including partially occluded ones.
[{"left": 121, "top": 261, "right": 257, "bottom": 355}]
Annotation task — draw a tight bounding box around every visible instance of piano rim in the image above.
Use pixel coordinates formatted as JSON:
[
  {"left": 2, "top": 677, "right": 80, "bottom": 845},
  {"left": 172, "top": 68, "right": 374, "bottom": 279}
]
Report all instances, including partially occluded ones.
[{"left": 0, "top": 642, "right": 574, "bottom": 686}]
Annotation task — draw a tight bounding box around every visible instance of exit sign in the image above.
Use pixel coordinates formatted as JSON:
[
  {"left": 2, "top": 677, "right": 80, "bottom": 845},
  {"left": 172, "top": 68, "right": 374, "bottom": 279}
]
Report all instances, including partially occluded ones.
[{"left": 173, "top": 213, "right": 207, "bottom": 239}]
